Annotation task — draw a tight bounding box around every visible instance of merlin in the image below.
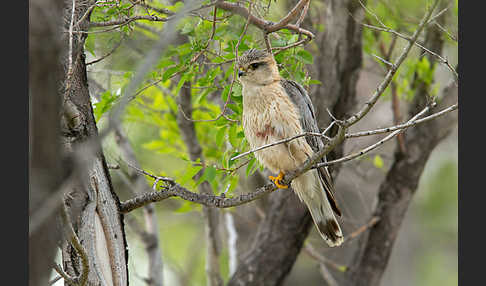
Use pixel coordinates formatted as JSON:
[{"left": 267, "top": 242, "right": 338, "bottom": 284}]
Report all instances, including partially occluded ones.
[{"left": 237, "top": 48, "right": 343, "bottom": 247}]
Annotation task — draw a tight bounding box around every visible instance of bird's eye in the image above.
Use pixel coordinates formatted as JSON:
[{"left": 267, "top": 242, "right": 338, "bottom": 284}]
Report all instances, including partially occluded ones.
[{"left": 250, "top": 63, "right": 261, "bottom": 69}]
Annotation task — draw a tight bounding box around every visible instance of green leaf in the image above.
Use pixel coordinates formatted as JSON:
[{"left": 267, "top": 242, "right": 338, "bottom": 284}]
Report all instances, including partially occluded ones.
[
  {"left": 93, "top": 90, "right": 118, "bottom": 121},
  {"left": 245, "top": 157, "right": 256, "bottom": 177},
  {"left": 296, "top": 50, "right": 313, "bottom": 64},
  {"left": 162, "top": 66, "right": 180, "bottom": 82},
  {"left": 142, "top": 140, "right": 165, "bottom": 151},
  {"left": 228, "top": 124, "right": 239, "bottom": 148},
  {"left": 157, "top": 58, "right": 176, "bottom": 69},
  {"left": 216, "top": 126, "right": 227, "bottom": 147},
  {"left": 228, "top": 152, "right": 240, "bottom": 168},
  {"left": 337, "top": 265, "right": 348, "bottom": 272},
  {"left": 180, "top": 164, "right": 203, "bottom": 185},
  {"left": 205, "top": 166, "right": 217, "bottom": 183},
  {"left": 175, "top": 200, "right": 194, "bottom": 213},
  {"left": 373, "top": 155, "right": 384, "bottom": 169},
  {"left": 180, "top": 22, "right": 195, "bottom": 35},
  {"left": 221, "top": 85, "right": 230, "bottom": 103},
  {"left": 85, "top": 35, "right": 96, "bottom": 56},
  {"left": 175, "top": 73, "right": 189, "bottom": 95}
]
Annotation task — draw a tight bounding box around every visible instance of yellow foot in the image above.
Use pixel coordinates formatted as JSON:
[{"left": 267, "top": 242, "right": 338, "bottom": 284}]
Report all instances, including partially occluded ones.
[{"left": 269, "top": 171, "right": 288, "bottom": 189}]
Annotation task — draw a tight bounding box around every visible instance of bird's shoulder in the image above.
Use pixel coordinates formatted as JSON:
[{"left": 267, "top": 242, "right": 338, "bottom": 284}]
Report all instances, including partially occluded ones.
[{"left": 280, "top": 79, "right": 317, "bottom": 119}]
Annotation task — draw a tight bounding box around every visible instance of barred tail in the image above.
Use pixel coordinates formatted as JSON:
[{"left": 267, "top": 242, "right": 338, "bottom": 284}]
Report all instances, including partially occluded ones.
[{"left": 291, "top": 169, "right": 343, "bottom": 247}]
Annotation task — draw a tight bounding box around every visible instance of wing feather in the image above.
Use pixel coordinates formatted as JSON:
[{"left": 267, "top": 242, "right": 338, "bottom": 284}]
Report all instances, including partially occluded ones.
[{"left": 281, "top": 79, "right": 342, "bottom": 216}]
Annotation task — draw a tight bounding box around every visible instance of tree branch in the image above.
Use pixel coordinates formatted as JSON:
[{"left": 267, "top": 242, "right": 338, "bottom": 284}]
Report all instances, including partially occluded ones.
[
  {"left": 89, "top": 15, "right": 170, "bottom": 27},
  {"left": 118, "top": 166, "right": 276, "bottom": 213},
  {"left": 349, "top": 3, "right": 457, "bottom": 283},
  {"left": 266, "top": 0, "right": 310, "bottom": 32},
  {"left": 230, "top": 101, "right": 457, "bottom": 164},
  {"left": 86, "top": 33, "right": 126, "bottom": 65},
  {"left": 345, "top": 103, "right": 457, "bottom": 138},
  {"left": 216, "top": 1, "right": 314, "bottom": 40},
  {"left": 345, "top": 0, "right": 440, "bottom": 127},
  {"left": 314, "top": 102, "right": 436, "bottom": 168}
]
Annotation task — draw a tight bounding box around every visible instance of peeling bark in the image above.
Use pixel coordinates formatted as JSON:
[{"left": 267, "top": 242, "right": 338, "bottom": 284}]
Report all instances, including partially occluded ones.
[{"left": 59, "top": 1, "right": 128, "bottom": 285}]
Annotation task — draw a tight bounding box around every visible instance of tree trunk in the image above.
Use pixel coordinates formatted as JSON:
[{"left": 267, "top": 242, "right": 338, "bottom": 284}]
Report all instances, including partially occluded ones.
[{"left": 59, "top": 1, "right": 128, "bottom": 285}]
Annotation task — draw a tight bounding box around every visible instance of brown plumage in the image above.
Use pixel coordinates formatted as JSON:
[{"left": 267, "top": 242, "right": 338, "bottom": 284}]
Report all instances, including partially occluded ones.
[{"left": 237, "top": 49, "right": 343, "bottom": 247}]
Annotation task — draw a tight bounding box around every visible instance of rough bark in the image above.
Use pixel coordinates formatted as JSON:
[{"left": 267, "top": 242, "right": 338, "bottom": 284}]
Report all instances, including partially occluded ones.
[
  {"left": 29, "top": 0, "right": 65, "bottom": 285},
  {"left": 59, "top": 1, "right": 128, "bottom": 285},
  {"left": 227, "top": 1, "right": 364, "bottom": 285},
  {"left": 349, "top": 6, "right": 457, "bottom": 285}
]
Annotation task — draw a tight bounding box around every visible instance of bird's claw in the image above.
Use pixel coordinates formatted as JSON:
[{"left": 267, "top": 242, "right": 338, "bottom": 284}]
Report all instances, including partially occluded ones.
[{"left": 269, "top": 171, "right": 288, "bottom": 189}]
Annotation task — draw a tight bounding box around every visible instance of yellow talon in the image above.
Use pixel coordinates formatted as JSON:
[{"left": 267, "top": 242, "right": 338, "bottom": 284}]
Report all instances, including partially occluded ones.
[{"left": 269, "top": 171, "right": 288, "bottom": 189}]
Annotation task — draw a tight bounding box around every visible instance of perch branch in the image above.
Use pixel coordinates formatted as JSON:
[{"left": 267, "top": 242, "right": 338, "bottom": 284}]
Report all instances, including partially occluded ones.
[
  {"left": 119, "top": 163, "right": 277, "bottom": 213},
  {"left": 230, "top": 102, "right": 457, "bottom": 161}
]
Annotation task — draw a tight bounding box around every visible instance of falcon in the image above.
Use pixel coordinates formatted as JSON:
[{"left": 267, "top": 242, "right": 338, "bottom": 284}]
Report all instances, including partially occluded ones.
[{"left": 237, "top": 48, "right": 343, "bottom": 247}]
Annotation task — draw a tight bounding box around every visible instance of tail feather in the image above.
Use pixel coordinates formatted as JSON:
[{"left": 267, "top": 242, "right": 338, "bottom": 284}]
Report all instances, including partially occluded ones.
[{"left": 291, "top": 170, "right": 343, "bottom": 247}]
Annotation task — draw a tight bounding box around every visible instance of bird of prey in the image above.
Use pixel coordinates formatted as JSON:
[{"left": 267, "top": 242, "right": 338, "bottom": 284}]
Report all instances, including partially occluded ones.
[{"left": 237, "top": 48, "right": 343, "bottom": 247}]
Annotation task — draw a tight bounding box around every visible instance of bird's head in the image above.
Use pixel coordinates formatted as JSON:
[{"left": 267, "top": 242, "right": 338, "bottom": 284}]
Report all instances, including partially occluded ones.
[{"left": 237, "top": 49, "right": 280, "bottom": 86}]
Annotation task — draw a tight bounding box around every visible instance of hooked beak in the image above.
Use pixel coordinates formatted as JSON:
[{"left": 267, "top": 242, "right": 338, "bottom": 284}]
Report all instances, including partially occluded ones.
[{"left": 238, "top": 70, "right": 245, "bottom": 77}]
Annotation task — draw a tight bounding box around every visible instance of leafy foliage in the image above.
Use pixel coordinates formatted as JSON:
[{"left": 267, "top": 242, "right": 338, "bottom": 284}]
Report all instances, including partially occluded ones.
[
  {"left": 88, "top": 0, "right": 317, "bottom": 199},
  {"left": 84, "top": 0, "right": 457, "bottom": 285}
]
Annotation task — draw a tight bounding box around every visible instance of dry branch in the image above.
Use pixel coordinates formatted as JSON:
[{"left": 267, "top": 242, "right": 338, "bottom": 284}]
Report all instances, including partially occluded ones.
[
  {"left": 345, "top": 103, "right": 457, "bottom": 138},
  {"left": 216, "top": 0, "right": 314, "bottom": 41},
  {"left": 119, "top": 165, "right": 276, "bottom": 213},
  {"left": 89, "top": 15, "right": 170, "bottom": 27},
  {"left": 346, "top": 0, "right": 440, "bottom": 128},
  {"left": 315, "top": 102, "right": 436, "bottom": 168},
  {"left": 350, "top": 2, "right": 457, "bottom": 283}
]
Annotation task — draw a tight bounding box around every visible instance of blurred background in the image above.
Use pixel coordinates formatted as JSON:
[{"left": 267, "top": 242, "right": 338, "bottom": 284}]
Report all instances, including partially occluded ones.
[{"left": 51, "top": 0, "right": 457, "bottom": 285}]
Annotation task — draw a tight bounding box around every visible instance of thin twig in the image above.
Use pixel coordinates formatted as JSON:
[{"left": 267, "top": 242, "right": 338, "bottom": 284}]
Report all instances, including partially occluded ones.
[
  {"left": 319, "top": 264, "right": 339, "bottom": 286},
  {"left": 138, "top": 1, "right": 176, "bottom": 16},
  {"left": 49, "top": 275, "right": 62, "bottom": 286},
  {"left": 89, "top": 14, "right": 170, "bottom": 27},
  {"left": 361, "top": 23, "right": 458, "bottom": 82},
  {"left": 179, "top": 1, "right": 254, "bottom": 123},
  {"left": 76, "top": 2, "right": 96, "bottom": 27},
  {"left": 266, "top": 0, "right": 310, "bottom": 32},
  {"left": 343, "top": 216, "right": 380, "bottom": 244},
  {"left": 345, "top": 103, "right": 457, "bottom": 138},
  {"left": 345, "top": 0, "right": 440, "bottom": 127},
  {"left": 86, "top": 34, "right": 126, "bottom": 65},
  {"left": 64, "top": 0, "right": 76, "bottom": 96},
  {"left": 316, "top": 102, "right": 436, "bottom": 168},
  {"left": 230, "top": 101, "right": 456, "bottom": 162},
  {"left": 433, "top": 21, "right": 457, "bottom": 42},
  {"left": 295, "top": 0, "right": 310, "bottom": 27},
  {"left": 53, "top": 264, "right": 77, "bottom": 286},
  {"left": 216, "top": 1, "right": 314, "bottom": 41},
  {"left": 304, "top": 243, "right": 348, "bottom": 272},
  {"left": 230, "top": 131, "right": 330, "bottom": 161}
]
